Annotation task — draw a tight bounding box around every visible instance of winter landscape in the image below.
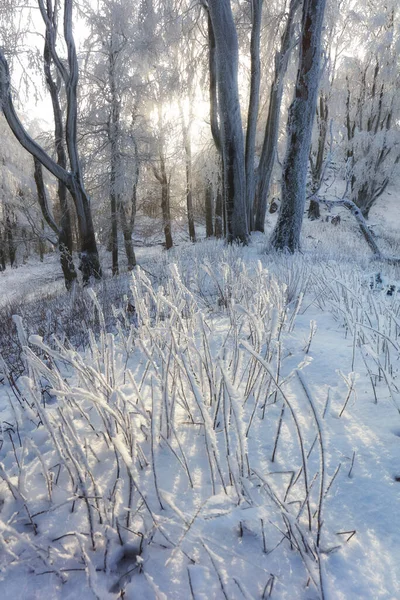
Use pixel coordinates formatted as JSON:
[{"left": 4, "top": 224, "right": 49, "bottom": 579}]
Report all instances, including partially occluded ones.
[{"left": 0, "top": 1, "right": 399, "bottom": 599}]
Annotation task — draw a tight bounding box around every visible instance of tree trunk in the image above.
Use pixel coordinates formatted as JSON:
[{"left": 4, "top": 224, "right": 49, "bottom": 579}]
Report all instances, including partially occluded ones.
[
  {"left": 245, "top": 0, "right": 263, "bottom": 231},
  {"left": 42, "top": 15, "right": 77, "bottom": 288},
  {"left": 182, "top": 117, "right": 196, "bottom": 242},
  {"left": 271, "top": 0, "right": 327, "bottom": 252},
  {"left": 5, "top": 212, "right": 16, "bottom": 267},
  {"left": 254, "top": 0, "right": 300, "bottom": 232},
  {"left": 205, "top": 180, "right": 214, "bottom": 238},
  {"left": 0, "top": 227, "right": 5, "bottom": 271},
  {"left": 119, "top": 205, "right": 136, "bottom": 269},
  {"left": 108, "top": 37, "right": 120, "bottom": 276},
  {"left": 109, "top": 171, "right": 119, "bottom": 276},
  {"left": 208, "top": 0, "right": 248, "bottom": 243},
  {"left": 34, "top": 158, "right": 77, "bottom": 289},
  {"left": 206, "top": 10, "right": 224, "bottom": 239},
  {"left": 0, "top": 1, "right": 101, "bottom": 283},
  {"left": 117, "top": 137, "right": 138, "bottom": 270},
  {"left": 161, "top": 177, "right": 173, "bottom": 250},
  {"left": 153, "top": 154, "right": 173, "bottom": 250},
  {"left": 308, "top": 92, "right": 328, "bottom": 220},
  {"left": 215, "top": 176, "right": 223, "bottom": 238}
]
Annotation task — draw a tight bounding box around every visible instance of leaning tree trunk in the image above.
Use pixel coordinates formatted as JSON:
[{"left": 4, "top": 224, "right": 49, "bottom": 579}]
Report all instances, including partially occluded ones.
[
  {"left": 245, "top": 0, "right": 263, "bottom": 232},
  {"left": 271, "top": 0, "right": 327, "bottom": 252},
  {"left": 254, "top": 0, "right": 300, "bottom": 232},
  {"left": 208, "top": 0, "right": 248, "bottom": 243},
  {"left": 0, "top": 0, "right": 101, "bottom": 283}
]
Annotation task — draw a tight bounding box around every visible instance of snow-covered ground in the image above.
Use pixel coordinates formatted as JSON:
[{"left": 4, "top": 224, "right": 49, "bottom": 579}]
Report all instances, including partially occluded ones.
[{"left": 1, "top": 193, "right": 400, "bottom": 599}]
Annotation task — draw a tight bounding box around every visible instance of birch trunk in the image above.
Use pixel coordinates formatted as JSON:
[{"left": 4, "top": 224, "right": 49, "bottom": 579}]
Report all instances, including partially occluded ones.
[{"left": 271, "top": 0, "right": 327, "bottom": 252}]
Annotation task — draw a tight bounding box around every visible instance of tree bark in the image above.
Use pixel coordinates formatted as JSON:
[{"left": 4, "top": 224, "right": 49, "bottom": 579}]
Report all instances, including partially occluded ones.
[
  {"left": 153, "top": 155, "right": 173, "bottom": 250},
  {"left": 0, "top": 2, "right": 101, "bottom": 283},
  {"left": 118, "top": 134, "right": 138, "bottom": 270},
  {"left": 205, "top": 180, "right": 213, "bottom": 238},
  {"left": 271, "top": 0, "right": 327, "bottom": 252},
  {"left": 33, "top": 159, "right": 76, "bottom": 288},
  {"left": 108, "top": 36, "right": 120, "bottom": 276},
  {"left": 182, "top": 109, "right": 196, "bottom": 242},
  {"left": 42, "top": 13, "right": 77, "bottom": 288},
  {"left": 308, "top": 92, "right": 329, "bottom": 219},
  {"left": 254, "top": 0, "right": 300, "bottom": 232},
  {"left": 208, "top": 0, "right": 248, "bottom": 244},
  {"left": 215, "top": 176, "right": 223, "bottom": 238},
  {"left": 245, "top": 0, "right": 263, "bottom": 231}
]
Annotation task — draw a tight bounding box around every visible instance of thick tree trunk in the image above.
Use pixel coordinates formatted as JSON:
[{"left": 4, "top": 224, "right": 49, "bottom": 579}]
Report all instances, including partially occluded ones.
[
  {"left": 208, "top": 0, "right": 248, "bottom": 243},
  {"left": 254, "top": 0, "right": 300, "bottom": 232},
  {"left": 271, "top": 0, "right": 327, "bottom": 252},
  {"left": 245, "top": 0, "right": 263, "bottom": 231}
]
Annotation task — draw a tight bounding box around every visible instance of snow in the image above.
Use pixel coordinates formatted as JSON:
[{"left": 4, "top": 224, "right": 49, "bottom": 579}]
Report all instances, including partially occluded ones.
[{"left": 1, "top": 213, "right": 400, "bottom": 599}]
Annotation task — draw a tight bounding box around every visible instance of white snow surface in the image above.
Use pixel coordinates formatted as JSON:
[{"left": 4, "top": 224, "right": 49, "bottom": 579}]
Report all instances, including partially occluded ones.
[{"left": 1, "top": 229, "right": 400, "bottom": 599}]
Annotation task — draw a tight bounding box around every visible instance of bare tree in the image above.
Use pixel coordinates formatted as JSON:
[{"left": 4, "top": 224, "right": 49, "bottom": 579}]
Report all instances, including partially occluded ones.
[
  {"left": 245, "top": 0, "right": 263, "bottom": 231},
  {"left": 345, "top": 10, "right": 399, "bottom": 219},
  {"left": 271, "top": 0, "right": 327, "bottom": 252},
  {"left": 0, "top": 0, "right": 101, "bottom": 283},
  {"left": 207, "top": 0, "right": 248, "bottom": 244},
  {"left": 39, "top": 0, "right": 77, "bottom": 287},
  {"left": 254, "top": 0, "right": 300, "bottom": 232}
]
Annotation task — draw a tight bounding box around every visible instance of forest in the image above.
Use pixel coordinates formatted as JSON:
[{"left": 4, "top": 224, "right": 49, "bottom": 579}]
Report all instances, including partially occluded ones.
[{"left": 0, "top": 1, "right": 399, "bottom": 599}]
